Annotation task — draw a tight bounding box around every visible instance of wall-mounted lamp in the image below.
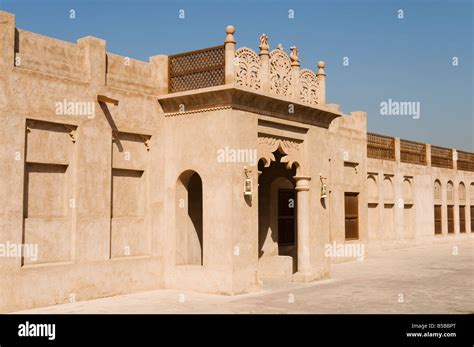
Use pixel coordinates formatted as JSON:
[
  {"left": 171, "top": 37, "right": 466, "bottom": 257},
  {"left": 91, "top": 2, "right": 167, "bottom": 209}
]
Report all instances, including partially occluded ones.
[
  {"left": 319, "top": 173, "right": 328, "bottom": 199},
  {"left": 244, "top": 166, "right": 253, "bottom": 196}
]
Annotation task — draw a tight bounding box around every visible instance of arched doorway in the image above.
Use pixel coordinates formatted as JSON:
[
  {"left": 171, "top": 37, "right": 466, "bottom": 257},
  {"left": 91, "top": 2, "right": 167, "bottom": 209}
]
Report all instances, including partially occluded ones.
[
  {"left": 258, "top": 150, "right": 298, "bottom": 274},
  {"left": 176, "top": 170, "right": 203, "bottom": 265},
  {"left": 257, "top": 135, "right": 314, "bottom": 282}
]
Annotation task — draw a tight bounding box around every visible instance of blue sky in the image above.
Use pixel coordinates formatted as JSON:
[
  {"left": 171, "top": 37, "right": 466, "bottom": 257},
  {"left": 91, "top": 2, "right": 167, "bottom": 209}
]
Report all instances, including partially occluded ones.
[{"left": 1, "top": 0, "right": 472, "bottom": 151}]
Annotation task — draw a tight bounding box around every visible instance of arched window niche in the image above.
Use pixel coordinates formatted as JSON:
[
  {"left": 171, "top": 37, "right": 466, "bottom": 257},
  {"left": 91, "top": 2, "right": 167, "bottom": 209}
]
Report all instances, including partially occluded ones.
[{"left": 175, "top": 170, "right": 203, "bottom": 266}]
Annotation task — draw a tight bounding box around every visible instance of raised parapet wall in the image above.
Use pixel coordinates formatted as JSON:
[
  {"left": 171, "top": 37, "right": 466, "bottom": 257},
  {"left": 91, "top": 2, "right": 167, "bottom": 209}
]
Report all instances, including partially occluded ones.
[
  {"left": 5, "top": 17, "right": 328, "bottom": 104},
  {"left": 106, "top": 53, "right": 162, "bottom": 94},
  {"left": 15, "top": 29, "right": 86, "bottom": 81},
  {"left": 165, "top": 26, "right": 328, "bottom": 107},
  {"left": 366, "top": 132, "right": 474, "bottom": 173},
  {"left": 0, "top": 11, "right": 168, "bottom": 94},
  {"left": 227, "top": 26, "right": 327, "bottom": 105},
  {"left": 366, "top": 132, "right": 474, "bottom": 252}
]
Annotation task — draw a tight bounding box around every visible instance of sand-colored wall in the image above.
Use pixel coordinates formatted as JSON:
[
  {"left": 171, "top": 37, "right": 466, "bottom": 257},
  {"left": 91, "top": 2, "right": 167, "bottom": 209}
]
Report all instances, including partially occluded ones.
[
  {"left": 326, "top": 112, "right": 369, "bottom": 263},
  {"left": 0, "top": 11, "right": 472, "bottom": 312},
  {"left": 367, "top": 150, "right": 474, "bottom": 253},
  {"left": 0, "top": 12, "right": 165, "bottom": 312}
]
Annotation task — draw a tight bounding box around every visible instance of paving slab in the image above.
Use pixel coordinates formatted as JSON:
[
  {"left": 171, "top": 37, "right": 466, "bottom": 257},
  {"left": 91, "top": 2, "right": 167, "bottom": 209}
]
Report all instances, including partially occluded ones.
[{"left": 14, "top": 240, "right": 473, "bottom": 314}]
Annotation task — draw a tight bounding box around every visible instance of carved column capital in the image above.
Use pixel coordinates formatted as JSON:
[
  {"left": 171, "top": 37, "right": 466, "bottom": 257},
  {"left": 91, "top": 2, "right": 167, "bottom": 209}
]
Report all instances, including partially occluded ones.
[{"left": 294, "top": 175, "right": 311, "bottom": 191}]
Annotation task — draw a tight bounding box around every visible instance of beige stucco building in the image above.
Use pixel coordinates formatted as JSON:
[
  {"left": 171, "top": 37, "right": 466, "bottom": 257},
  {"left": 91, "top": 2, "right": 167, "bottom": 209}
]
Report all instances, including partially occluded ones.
[{"left": 0, "top": 11, "right": 473, "bottom": 312}]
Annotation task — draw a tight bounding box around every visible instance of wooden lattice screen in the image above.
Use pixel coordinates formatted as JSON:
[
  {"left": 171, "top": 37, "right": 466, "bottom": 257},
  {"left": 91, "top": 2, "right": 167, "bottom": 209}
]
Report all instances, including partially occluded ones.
[
  {"left": 168, "top": 45, "right": 225, "bottom": 93},
  {"left": 433, "top": 181, "right": 442, "bottom": 201},
  {"left": 431, "top": 146, "right": 453, "bottom": 169},
  {"left": 400, "top": 139, "right": 426, "bottom": 165},
  {"left": 367, "top": 133, "right": 395, "bottom": 161},
  {"left": 457, "top": 150, "right": 474, "bottom": 172},
  {"left": 447, "top": 182, "right": 454, "bottom": 202}
]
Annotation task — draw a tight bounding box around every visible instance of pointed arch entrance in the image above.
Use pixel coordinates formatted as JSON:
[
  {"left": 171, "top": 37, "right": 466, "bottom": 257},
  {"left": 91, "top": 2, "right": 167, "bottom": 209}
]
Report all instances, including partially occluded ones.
[
  {"left": 257, "top": 135, "right": 314, "bottom": 281},
  {"left": 258, "top": 151, "right": 298, "bottom": 272}
]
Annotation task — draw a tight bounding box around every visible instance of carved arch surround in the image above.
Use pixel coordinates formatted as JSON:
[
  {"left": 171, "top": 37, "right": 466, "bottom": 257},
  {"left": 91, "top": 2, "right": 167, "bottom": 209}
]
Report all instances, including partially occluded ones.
[{"left": 258, "top": 135, "right": 302, "bottom": 172}]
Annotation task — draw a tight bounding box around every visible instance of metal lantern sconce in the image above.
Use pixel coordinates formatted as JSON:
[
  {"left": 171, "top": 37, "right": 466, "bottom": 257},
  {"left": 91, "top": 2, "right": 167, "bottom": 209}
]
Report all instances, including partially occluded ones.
[
  {"left": 319, "top": 173, "right": 328, "bottom": 199},
  {"left": 243, "top": 166, "right": 253, "bottom": 196}
]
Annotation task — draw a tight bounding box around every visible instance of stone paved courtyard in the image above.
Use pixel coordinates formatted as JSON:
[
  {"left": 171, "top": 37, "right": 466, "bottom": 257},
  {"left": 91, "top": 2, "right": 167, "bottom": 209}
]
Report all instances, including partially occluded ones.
[{"left": 15, "top": 240, "right": 473, "bottom": 314}]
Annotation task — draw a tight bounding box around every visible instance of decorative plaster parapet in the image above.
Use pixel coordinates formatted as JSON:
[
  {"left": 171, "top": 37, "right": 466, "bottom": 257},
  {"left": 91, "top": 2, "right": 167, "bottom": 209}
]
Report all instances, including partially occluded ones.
[
  {"left": 1, "top": 13, "right": 328, "bottom": 104},
  {"left": 231, "top": 28, "right": 326, "bottom": 105}
]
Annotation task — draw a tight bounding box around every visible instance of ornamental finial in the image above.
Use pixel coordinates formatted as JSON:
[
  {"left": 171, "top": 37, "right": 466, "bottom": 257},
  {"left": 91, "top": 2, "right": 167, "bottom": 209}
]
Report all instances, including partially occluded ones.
[
  {"left": 290, "top": 46, "right": 300, "bottom": 66},
  {"left": 317, "top": 61, "right": 326, "bottom": 75},
  {"left": 225, "top": 25, "right": 236, "bottom": 44},
  {"left": 259, "top": 33, "right": 269, "bottom": 54}
]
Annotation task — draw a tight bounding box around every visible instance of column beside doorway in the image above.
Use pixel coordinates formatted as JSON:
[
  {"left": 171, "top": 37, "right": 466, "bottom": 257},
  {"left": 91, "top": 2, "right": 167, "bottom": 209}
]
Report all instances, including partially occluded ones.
[{"left": 293, "top": 175, "right": 317, "bottom": 282}]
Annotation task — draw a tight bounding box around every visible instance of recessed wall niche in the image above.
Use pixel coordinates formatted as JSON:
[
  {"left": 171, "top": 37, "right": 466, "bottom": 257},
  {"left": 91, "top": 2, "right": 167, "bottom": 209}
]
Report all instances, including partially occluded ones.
[
  {"left": 110, "top": 131, "right": 151, "bottom": 259},
  {"left": 23, "top": 119, "right": 77, "bottom": 265}
]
